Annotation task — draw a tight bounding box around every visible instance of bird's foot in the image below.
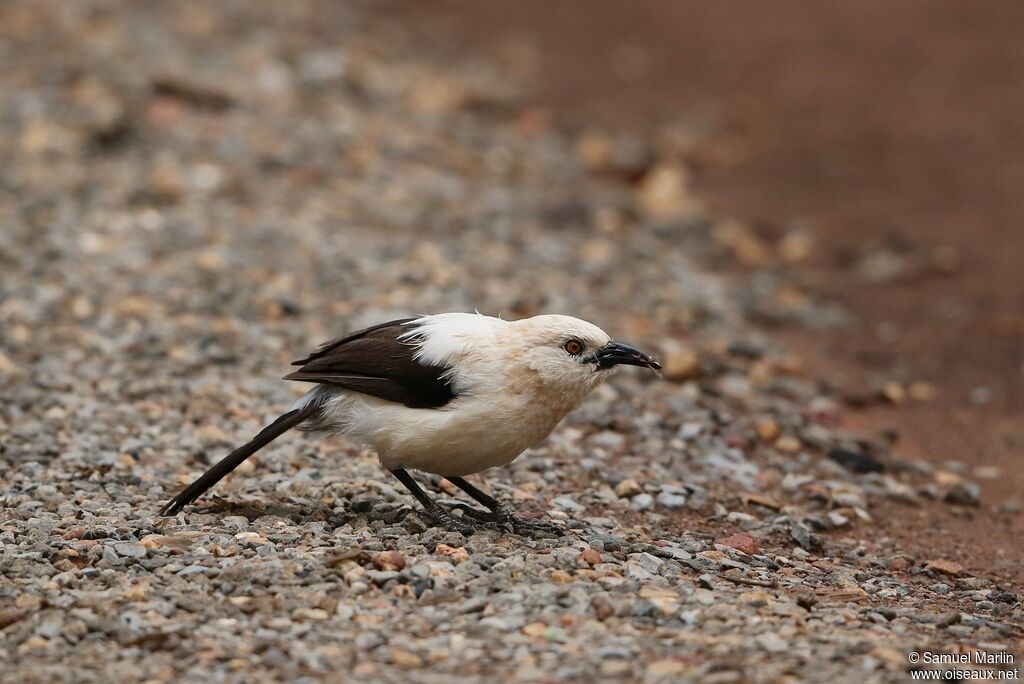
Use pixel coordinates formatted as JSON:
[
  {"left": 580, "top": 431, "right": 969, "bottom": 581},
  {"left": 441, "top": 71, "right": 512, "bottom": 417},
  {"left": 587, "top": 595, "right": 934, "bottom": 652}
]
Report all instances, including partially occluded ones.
[
  {"left": 423, "top": 506, "right": 497, "bottom": 536},
  {"left": 502, "top": 514, "right": 564, "bottom": 538},
  {"left": 446, "top": 503, "right": 563, "bottom": 538}
]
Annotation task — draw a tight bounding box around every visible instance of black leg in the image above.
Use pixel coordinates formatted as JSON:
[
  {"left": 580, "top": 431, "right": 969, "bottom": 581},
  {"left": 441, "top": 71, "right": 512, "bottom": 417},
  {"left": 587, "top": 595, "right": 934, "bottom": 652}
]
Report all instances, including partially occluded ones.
[
  {"left": 390, "top": 469, "right": 437, "bottom": 510},
  {"left": 446, "top": 476, "right": 502, "bottom": 511},
  {"left": 389, "top": 469, "right": 480, "bottom": 535},
  {"left": 446, "top": 476, "right": 563, "bottom": 536}
]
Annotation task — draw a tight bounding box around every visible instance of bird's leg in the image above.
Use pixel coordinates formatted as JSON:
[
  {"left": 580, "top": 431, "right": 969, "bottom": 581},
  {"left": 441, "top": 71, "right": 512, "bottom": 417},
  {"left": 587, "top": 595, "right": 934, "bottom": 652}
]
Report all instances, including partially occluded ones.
[
  {"left": 389, "top": 469, "right": 486, "bottom": 535},
  {"left": 443, "top": 476, "right": 503, "bottom": 516},
  {"left": 446, "top": 476, "right": 562, "bottom": 536}
]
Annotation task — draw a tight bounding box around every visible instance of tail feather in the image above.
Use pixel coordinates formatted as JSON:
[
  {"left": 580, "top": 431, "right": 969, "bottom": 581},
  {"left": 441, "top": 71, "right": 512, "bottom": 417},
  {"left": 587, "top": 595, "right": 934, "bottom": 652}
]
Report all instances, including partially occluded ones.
[{"left": 160, "top": 402, "right": 320, "bottom": 515}]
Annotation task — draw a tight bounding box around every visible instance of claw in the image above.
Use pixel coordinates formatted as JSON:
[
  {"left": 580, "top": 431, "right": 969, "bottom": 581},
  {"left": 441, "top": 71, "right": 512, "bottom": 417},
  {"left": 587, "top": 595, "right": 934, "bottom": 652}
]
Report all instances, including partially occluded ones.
[
  {"left": 505, "top": 515, "right": 563, "bottom": 538},
  {"left": 485, "top": 506, "right": 563, "bottom": 538},
  {"left": 443, "top": 502, "right": 503, "bottom": 523},
  {"left": 423, "top": 508, "right": 484, "bottom": 535},
  {"left": 426, "top": 501, "right": 563, "bottom": 538}
]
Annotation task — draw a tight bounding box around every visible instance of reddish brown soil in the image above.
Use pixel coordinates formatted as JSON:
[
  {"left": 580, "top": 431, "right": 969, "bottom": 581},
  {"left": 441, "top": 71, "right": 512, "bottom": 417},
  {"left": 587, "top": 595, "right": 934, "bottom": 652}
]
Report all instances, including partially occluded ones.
[{"left": 398, "top": 1, "right": 1024, "bottom": 585}]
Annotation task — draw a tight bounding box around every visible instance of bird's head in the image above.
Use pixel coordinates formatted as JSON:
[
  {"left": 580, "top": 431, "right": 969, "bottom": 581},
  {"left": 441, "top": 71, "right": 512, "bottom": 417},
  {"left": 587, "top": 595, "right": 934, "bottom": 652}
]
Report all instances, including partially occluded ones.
[{"left": 508, "top": 314, "right": 661, "bottom": 394}]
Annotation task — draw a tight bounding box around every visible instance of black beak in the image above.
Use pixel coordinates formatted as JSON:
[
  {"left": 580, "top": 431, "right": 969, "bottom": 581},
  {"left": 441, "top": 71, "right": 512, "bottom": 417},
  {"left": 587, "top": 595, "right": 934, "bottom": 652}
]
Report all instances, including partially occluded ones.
[{"left": 595, "top": 341, "right": 662, "bottom": 371}]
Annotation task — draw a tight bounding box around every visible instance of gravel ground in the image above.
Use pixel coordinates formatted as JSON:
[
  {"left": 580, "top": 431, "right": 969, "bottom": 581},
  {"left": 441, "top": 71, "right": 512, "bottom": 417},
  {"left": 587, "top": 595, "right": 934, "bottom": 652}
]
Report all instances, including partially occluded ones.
[{"left": 1, "top": 2, "right": 1020, "bottom": 683}]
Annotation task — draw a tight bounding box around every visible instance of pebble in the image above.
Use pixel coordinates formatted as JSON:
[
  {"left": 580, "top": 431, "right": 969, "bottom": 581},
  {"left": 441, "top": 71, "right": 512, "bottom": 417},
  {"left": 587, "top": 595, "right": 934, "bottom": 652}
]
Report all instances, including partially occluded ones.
[
  {"left": 756, "top": 632, "right": 788, "bottom": 653},
  {"left": 656, "top": 492, "right": 687, "bottom": 509},
  {"left": 629, "top": 552, "right": 665, "bottom": 575},
  {"left": 944, "top": 481, "right": 981, "bottom": 506},
  {"left": 754, "top": 419, "right": 780, "bottom": 442},
  {"left": 826, "top": 511, "right": 850, "bottom": 528},
  {"left": 725, "top": 511, "right": 759, "bottom": 528},
  {"left": 372, "top": 550, "right": 406, "bottom": 571},
  {"left": 790, "top": 523, "right": 819, "bottom": 550},
  {"left": 774, "top": 436, "right": 803, "bottom": 454},
  {"left": 715, "top": 533, "right": 760, "bottom": 555},
  {"left": 614, "top": 479, "right": 643, "bottom": 498},
  {"left": 925, "top": 559, "right": 965, "bottom": 577},
  {"left": 880, "top": 382, "right": 906, "bottom": 404},
  {"left": 630, "top": 494, "right": 655, "bottom": 511},
  {"left": 828, "top": 448, "right": 884, "bottom": 474},
  {"left": 112, "top": 542, "right": 147, "bottom": 559},
  {"left": 552, "top": 496, "right": 586, "bottom": 512},
  {"left": 661, "top": 345, "right": 702, "bottom": 381},
  {"left": 636, "top": 163, "right": 694, "bottom": 221},
  {"left": 293, "top": 608, "right": 330, "bottom": 622},
  {"left": 0, "top": 5, "right": 1004, "bottom": 682}
]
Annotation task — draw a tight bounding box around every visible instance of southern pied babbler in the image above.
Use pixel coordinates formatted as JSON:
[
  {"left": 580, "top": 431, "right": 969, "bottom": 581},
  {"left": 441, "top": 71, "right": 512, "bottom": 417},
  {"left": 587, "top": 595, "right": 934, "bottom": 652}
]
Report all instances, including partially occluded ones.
[{"left": 160, "top": 313, "right": 661, "bottom": 535}]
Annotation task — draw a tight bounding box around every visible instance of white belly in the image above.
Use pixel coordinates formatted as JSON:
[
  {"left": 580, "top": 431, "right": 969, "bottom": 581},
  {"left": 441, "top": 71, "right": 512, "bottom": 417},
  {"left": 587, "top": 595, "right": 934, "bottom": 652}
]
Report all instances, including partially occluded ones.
[{"left": 313, "top": 389, "right": 575, "bottom": 476}]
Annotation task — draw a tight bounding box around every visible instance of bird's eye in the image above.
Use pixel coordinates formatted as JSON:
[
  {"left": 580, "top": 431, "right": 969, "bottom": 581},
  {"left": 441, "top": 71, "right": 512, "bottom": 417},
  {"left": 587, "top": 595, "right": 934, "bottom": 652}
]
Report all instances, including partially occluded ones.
[{"left": 563, "top": 338, "right": 584, "bottom": 355}]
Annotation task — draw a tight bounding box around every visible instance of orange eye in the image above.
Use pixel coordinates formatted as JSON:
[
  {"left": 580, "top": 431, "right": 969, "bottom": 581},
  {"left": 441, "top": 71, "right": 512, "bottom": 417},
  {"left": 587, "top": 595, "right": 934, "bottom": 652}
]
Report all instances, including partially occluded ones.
[{"left": 563, "top": 339, "right": 584, "bottom": 355}]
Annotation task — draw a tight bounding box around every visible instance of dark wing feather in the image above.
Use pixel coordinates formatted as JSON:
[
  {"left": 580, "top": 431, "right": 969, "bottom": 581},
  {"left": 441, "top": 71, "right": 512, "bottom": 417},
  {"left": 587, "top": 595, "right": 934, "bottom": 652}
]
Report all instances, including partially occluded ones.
[
  {"left": 291, "top": 318, "right": 418, "bottom": 366},
  {"left": 284, "top": 318, "right": 454, "bottom": 409}
]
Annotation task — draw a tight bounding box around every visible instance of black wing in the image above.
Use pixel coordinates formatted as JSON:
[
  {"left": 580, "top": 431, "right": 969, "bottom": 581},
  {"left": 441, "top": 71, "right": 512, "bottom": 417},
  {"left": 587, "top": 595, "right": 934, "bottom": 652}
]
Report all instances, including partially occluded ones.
[{"left": 283, "top": 318, "right": 455, "bottom": 409}]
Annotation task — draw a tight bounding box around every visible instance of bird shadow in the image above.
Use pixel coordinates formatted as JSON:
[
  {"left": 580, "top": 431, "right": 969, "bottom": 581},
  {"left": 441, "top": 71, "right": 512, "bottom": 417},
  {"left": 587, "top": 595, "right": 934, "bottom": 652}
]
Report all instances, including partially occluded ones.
[
  {"left": 195, "top": 496, "right": 371, "bottom": 528},
  {"left": 171, "top": 496, "right": 567, "bottom": 540}
]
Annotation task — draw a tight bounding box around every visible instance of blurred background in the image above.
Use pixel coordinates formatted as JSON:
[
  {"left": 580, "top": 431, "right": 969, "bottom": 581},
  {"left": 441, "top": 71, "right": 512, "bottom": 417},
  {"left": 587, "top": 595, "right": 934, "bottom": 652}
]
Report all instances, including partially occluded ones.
[{"left": 403, "top": 0, "right": 1024, "bottom": 503}]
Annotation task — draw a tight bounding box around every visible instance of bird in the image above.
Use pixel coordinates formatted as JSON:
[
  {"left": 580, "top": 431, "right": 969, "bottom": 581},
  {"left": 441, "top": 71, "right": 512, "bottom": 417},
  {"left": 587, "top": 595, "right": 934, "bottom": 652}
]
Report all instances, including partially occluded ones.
[{"left": 160, "top": 312, "right": 661, "bottom": 534}]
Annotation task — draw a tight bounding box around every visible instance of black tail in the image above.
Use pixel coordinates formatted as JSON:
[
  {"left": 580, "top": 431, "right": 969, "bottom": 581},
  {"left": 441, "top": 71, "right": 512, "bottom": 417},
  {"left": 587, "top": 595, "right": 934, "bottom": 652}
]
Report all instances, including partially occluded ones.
[{"left": 160, "top": 402, "right": 320, "bottom": 515}]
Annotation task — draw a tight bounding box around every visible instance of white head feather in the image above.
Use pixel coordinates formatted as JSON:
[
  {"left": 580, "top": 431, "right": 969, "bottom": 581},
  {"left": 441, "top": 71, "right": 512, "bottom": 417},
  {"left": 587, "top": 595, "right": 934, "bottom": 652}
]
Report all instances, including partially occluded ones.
[{"left": 401, "top": 312, "right": 613, "bottom": 401}]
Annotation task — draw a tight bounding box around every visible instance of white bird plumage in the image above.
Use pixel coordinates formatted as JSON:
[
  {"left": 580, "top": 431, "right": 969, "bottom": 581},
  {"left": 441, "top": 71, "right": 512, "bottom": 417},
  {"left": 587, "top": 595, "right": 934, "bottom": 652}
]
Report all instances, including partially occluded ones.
[
  {"left": 297, "top": 313, "right": 613, "bottom": 475},
  {"left": 162, "top": 311, "right": 660, "bottom": 530}
]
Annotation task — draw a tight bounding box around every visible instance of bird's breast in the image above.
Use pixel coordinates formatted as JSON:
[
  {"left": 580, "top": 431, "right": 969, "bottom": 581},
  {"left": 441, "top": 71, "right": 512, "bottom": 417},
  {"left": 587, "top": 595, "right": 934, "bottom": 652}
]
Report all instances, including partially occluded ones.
[{"left": 368, "top": 389, "right": 582, "bottom": 476}]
